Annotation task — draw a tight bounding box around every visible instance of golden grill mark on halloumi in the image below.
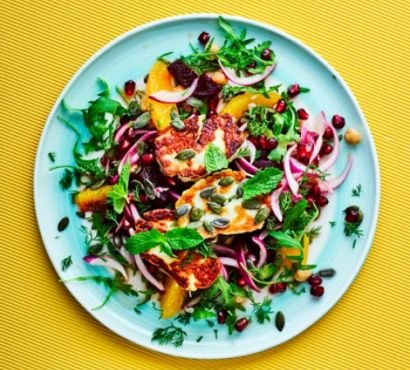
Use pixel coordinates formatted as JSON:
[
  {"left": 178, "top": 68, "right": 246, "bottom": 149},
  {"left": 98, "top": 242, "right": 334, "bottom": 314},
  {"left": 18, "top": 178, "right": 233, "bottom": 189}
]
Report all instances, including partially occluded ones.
[
  {"left": 175, "top": 169, "right": 271, "bottom": 238},
  {"left": 155, "top": 114, "right": 245, "bottom": 182}
]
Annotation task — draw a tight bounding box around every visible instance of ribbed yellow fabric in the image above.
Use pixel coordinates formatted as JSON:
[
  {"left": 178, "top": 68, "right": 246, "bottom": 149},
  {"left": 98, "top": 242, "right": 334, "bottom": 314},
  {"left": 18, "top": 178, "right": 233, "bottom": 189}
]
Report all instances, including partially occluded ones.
[{"left": 0, "top": 1, "right": 409, "bottom": 369}]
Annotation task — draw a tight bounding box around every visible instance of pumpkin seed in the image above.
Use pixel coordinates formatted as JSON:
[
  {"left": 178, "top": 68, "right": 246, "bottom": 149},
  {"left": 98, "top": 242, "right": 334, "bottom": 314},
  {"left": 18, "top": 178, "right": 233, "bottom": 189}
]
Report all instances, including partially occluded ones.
[
  {"left": 175, "top": 149, "right": 196, "bottom": 161},
  {"left": 210, "top": 193, "right": 226, "bottom": 205},
  {"left": 207, "top": 201, "right": 223, "bottom": 214},
  {"left": 275, "top": 311, "right": 285, "bottom": 332},
  {"left": 190, "top": 208, "right": 204, "bottom": 222},
  {"left": 219, "top": 176, "right": 234, "bottom": 186},
  {"left": 58, "top": 217, "right": 69, "bottom": 232},
  {"left": 203, "top": 220, "right": 215, "bottom": 233},
  {"left": 318, "top": 268, "right": 336, "bottom": 278},
  {"left": 176, "top": 204, "right": 191, "bottom": 217},
  {"left": 200, "top": 187, "right": 216, "bottom": 199},
  {"left": 171, "top": 117, "right": 186, "bottom": 131},
  {"left": 211, "top": 218, "right": 230, "bottom": 229},
  {"left": 129, "top": 100, "right": 141, "bottom": 116},
  {"left": 236, "top": 186, "right": 243, "bottom": 198},
  {"left": 242, "top": 198, "right": 261, "bottom": 210},
  {"left": 187, "top": 221, "right": 202, "bottom": 229},
  {"left": 254, "top": 208, "right": 270, "bottom": 224},
  {"left": 133, "top": 111, "right": 151, "bottom": 128}
]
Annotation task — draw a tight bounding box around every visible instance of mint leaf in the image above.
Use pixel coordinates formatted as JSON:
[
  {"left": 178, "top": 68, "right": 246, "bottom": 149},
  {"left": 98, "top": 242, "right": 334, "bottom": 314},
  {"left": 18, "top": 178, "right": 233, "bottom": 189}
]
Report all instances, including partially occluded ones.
[
  {"left": 242, "top": 167, "right": 283, "bottom": 200},
  {"left": 269, "top": 231, "right": 301, "bottom": 248},
  {"left": 108, "top": 163, "right": 130, "bottom": 213},
  {"left": 205, "top": 143, "right": 228, "bottom": 173},
  {"left": 125, "top": 229, "right": 165, "bottom": 254},
  {"left": 165, "top": 228, "right": 203, "bottom": 250}
]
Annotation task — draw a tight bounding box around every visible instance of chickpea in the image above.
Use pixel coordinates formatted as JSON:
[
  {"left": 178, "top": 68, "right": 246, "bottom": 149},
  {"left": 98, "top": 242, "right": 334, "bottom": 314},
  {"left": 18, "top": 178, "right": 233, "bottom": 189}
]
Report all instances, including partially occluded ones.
[
  {"left": 209, "top": 43, "right": 220, "bottom": 54},
  {"left": 344, "top": 128, "right": 361, "bottom": 145},
  {"left": 211, "top": 71, "right": 227, "bottom": 85},
  {"left": 294, "top": 269, "right": 313, "bottom": 282}
]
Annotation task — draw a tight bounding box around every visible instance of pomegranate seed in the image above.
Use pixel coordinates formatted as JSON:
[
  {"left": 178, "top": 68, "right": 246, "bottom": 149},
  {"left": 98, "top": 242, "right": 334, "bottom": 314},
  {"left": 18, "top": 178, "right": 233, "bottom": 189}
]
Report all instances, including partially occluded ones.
[
  {"left": 287, "top": 83, "right": 300, "bottom": 98},
  {"left": 198, "top": 31, "right": 210, "bottom": 45},
  {"left": 217, "top": 310, "right": 227, "bottom": 324},
  {"left": 141, "top": 153, "right": 154, "bottom": 165},
  {"left": 139, "top": 193, "right": 148, "bottom": 203},
  {"left": 297, "top": 108, "right": 309, "bottom": 120},
  {"left": 120, "top": 114, "right": 130, "bottom": 125},
  {"left": 320, "top": 144, "right": 333, "bottom": 156},
  {"left": 266, "top": 137, "right": 278, "bottom": 150},
  {"left": 310, "top": 285, "right": 324, "bottom": 297},
  {"left": 234, "top": 317, "right": 249, "bottom": 332},
  {"left": 236, "top": 276, "right": 246, "bottom": 287},
  {"left": 308, "top": 275, "right": 322, "bottom": 286},
  {"left": 258, "top": 136, "right": 268, "bottom": 150},
  {"left": 261, "top": 48, "right": 272, "bottom": 60},
  {"left": 315, "top": 195, "right": 329, "bottom": 207},
  {"left": 276, "top": 99, "right": 287, "bottom": 113},
  {"left": 248, "top": 136, "right": 259, "bottom": 147},
  {"left": 247, "top": 61, "right": 256, "bottom": 70},
  {"left": 344, "top": 206, "right": 363, "bottom": 224},
  {"left": 323, "top": 126, "right": 333, "bottom": 139},
  {"left": 332, "top": 114, "right": 345, "bottom": 129},
  {"left": 119, "top": 139, "right": 130, "bottom": 153},
  {"left": 297, "top": 143, "right": 313, "bottom": 159},
  {"left": 100, "top": 155, "right": 109, "bottom": 166},
  {"left": 124, "top": 80, "right": 136, "bottom": 96},
  {"left": 269, "top": 282, "right": 287, "bottom": 294},
  {"left": 309, "top": 184, "right": 321, "bottom": 198},
  {"left": 147, "top": 263, "right": 158, "bottom": 274},
  {"left": 107, "top": 174, "right": 119, "bottom": 185}
]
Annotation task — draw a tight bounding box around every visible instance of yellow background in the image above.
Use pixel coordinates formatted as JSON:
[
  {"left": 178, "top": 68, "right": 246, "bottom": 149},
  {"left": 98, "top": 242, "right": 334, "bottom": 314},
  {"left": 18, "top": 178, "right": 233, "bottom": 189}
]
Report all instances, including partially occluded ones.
[{"left": 1, "top": 0, "right": 409, "bottom": 369}]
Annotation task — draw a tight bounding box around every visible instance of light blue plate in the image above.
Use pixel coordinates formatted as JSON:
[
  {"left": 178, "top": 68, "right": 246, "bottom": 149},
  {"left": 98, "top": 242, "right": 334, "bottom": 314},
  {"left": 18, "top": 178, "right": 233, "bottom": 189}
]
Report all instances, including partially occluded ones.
[{"left": 34, "top": 14, "right": 380, "bottom": 359}]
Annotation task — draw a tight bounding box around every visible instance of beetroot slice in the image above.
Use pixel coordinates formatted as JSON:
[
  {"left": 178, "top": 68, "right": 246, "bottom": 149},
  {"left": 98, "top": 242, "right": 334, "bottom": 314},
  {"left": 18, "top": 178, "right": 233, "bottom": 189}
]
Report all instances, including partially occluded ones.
[
  {"left": 193, "top": 74, "right": 221, "bottom": 98},
  {"left": 168, "top": 60, "right": 198, "bottom": 88}
]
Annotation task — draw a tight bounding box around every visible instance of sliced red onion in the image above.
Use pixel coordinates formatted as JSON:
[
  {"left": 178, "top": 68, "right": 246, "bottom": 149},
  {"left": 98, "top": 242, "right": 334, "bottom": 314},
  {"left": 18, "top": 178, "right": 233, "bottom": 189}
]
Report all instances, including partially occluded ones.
[
  {"left": 114, "top": 123, "right": 130, "bottom": 144},
  {"left": 327, "top": 156, "right": 353, "bottom": 190},
  {"left": 252, "top": 237, "right": 267, "bottom": 268},
  {"left": 219, "top": 60, "right": 276, "bottom": 86},
  {"left": 83, "top": 255, "right": 127, "bottom": 279},
  {"left": 236, "top": 157, "right": 258, "bottom": 175},
  {"left": 284, "top": 144, "right": 299, "bottom": 195},
  {"left": 128, "top": 203, "right": 141, "bottom": 223},
  {"left": 219, "top": 257, "right": 239, "bottom": 268},
  {"left": 118, "top": 130, "right": 157, "bottom": 173},
  {"left": 270, "top": 186, "right": 284, "bottom": 222},
  {"left": 309, "top": 113, "right": 326, "bottom": 164},
  {"left": 246, "top": 140, "right": 257, "bottom": 164},
  {"left": 213, "top": 244, "right": 236, "bottom": 257},
  {"left": 119, "top": 247, "right": 134, "bottom": 264},
  {"left": 186, "top": 295, "right": 202, "bottom": 308},
  {"left": 258, "top": 230, "right": 268, "bottom": 241},
  {"left": 216, "top": 98, "right": 225, "bottom": 113},
  {"left": 134, "top": 254, "right": 164, "bottom": 292},
  {"left": 154, "top": 187, "right": 170, "bottom": 198},
  {"left": 149, "top": 78, "right": 199, "bottom": 103},
  {"left": 220, "top": 264, "right": 228, "bottom": 280},
  {"left": 237, "top": 244, "right": 261, "bottom": 292},
  {"left": 115, "top": 216, "right": 126, "bottom": 234},
  {"left": 319, "top": 116, "right": 339, "bottom": 171},
  {"left": 168, "top": 190, "right": 181, "bottom": 202},
  {"left": 239, "top": 122, "right": 248, "bottom": 132}
]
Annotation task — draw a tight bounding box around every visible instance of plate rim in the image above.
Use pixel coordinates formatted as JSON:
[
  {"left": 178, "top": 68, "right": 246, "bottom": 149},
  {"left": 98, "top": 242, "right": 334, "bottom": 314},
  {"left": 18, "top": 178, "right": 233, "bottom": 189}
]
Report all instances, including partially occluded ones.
[{"left": 33, "top": 13, "right": 381, "bottom": 359}]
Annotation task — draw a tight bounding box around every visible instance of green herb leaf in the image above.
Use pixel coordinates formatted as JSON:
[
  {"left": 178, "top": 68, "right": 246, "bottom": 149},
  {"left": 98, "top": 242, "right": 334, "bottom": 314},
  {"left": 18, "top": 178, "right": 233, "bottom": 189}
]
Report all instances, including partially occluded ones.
[
  {"left": 59, "top": 169, "right": 74, "bottom": 190},
  {"left": 151, "top": 324, "right": 187, "bottom": 347},
  {"left": 164, "top": 228, "right": 204, "bottom": 250},
  {"left": 351, "top": 184, "right": 362, "bottom": 197},
  {"left": 242, "top": 167, "right": 283, "bottom": 200},
  {"left": 125, "top": 229, "right": 165, "bottom": 254},
  {"left": 108, "top": 162, "right": 131, "bottom": 213},
  {"left": 61, "top": 256, "right": 73, "bottom": 272},
  {"left": 282, "top": 199, "right": 308, "bottom": 230},
  {"left": 205, "top": 143, "right": 228, "bottom": 173},
  {"left": 252, "top": 297, "right": 273, "bottom": 324},
  {"left": 269, "top": 231, "right": 302, "bottom": 248},
  {"left": 48, "top": 152, "right": 56, "bottom": 162}
]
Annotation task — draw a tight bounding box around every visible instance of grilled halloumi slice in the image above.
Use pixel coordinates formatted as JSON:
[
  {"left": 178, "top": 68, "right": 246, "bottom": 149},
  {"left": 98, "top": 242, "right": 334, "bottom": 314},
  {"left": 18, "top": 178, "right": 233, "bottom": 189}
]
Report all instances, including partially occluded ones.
[
  {"left": 175, "top": 169, "right": 271, "bottom": 238},
  {"left": 135, "top": 209, "right": 220, "bottom": 291},
  {"left": 155, "top": 114, "right": 245, "bottom": 182}
]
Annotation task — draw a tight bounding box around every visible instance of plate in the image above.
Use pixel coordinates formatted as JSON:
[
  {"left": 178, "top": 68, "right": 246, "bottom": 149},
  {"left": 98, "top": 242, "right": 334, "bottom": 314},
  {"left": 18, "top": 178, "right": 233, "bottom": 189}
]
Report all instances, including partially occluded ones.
[{"left": 34, "top": 14, "right": 380, "bottom": 359}]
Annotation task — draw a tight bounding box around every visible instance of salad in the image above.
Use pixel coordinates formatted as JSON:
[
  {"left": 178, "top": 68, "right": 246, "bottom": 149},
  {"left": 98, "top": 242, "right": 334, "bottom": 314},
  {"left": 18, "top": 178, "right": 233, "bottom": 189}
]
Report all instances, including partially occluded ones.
[{"left": 54, "top": 17, "right": 364, "bottom": 346}]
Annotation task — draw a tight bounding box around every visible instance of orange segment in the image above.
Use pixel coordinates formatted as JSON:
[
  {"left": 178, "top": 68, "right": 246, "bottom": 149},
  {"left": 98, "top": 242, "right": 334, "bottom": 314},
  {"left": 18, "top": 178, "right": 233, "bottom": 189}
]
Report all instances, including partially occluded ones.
[
  {"left": 74, "top": 185, "right": 113, "bottom": 213},
  {"left": 221, "top": 92, "right": 281, "bottom": 119},
  {"left": 160, "top": 277, "right": 186, "bottom": 319},
  {"left": 145, "top": 60, "right": 176, "bottom": 131}
]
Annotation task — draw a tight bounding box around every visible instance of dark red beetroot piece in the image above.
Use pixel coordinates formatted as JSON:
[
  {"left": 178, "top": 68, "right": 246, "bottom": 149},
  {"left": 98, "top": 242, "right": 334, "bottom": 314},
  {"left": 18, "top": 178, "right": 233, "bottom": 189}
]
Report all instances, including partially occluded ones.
[
  {"left": 193, "top": 74, "right": 221, "bottom": 98},
  {"left": 332, "top": 114, "right": 345, "bottom": 129},
  {"left": 124, "top": 80, "right": 136, "bottom": 96},
  {"left": 168, "top": 59, "right": 198, "bottom": 88}
]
